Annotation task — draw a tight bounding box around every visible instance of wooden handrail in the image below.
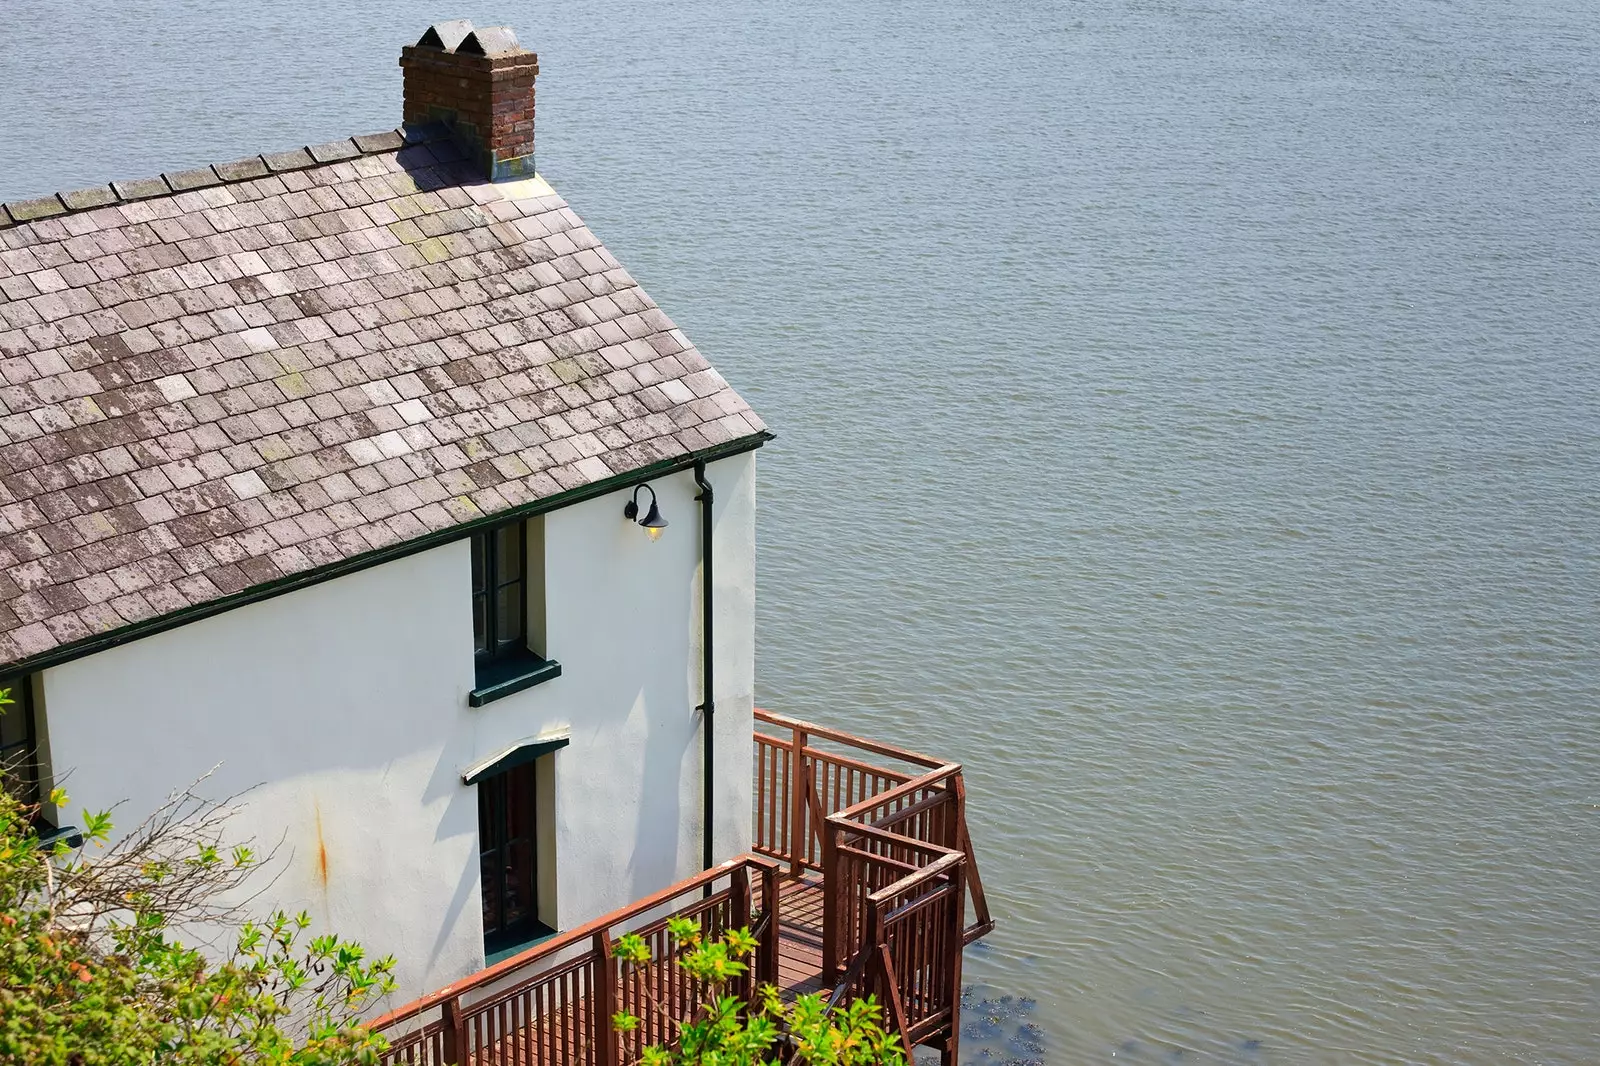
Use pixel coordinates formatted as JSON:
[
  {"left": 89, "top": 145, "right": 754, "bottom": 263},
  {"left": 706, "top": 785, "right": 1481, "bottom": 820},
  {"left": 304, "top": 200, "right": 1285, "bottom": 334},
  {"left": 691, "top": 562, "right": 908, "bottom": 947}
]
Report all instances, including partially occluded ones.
[
  {"left": 828, "top": 763, "right": 962, "bottom": 826},
  {"left": 833, "top": 821, "right": 960, "bottom": 859},
  {"left": 370, "top": 853, "right": 783, "bottom": 1031},
  {"left": 754, "top": 732, "right": 914, "bottom": 786},
  {"left": 801, "top": 745, "right": 917, "bottom": 784},
  {"left": 869, "top": 791, "right": 949, "bottom": 831},
  {"left": 755, "top": 708, "right": 946, "bottom": 770},
  {"left": 866, "top": 851, "right": 964, "bottom": 907}
]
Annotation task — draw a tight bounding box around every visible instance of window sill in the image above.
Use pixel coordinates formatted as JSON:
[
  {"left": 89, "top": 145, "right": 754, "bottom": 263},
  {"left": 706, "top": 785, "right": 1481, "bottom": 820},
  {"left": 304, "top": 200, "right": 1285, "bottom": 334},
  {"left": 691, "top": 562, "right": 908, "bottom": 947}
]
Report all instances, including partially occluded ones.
[
  {"left": 485, "top": 922, "right": 559, "bottom": 966},
  {"left": 470, "top": 653, "right": 561, "bottom": 707},
  {"left": 34, "top": 821, "right": 84, "bottom": 849}
]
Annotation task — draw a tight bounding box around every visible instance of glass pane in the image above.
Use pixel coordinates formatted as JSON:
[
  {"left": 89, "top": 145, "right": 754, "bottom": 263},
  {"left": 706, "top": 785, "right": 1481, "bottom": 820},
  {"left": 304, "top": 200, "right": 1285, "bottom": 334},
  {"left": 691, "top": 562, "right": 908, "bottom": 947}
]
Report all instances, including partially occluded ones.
[
  {"left": 502, "top": 764, "right": 537, "bottom": 930},
  {"left": 506, "top": 764, "right": 536, "bottom": 839},
  {"left": 473, "top": 593, "right": 488, "bottom": 655},
  {"left": 496, "top": 524, "right": 522, "bottom": 583},
  {"left": 478, "top": 778, "right": 503, "bottom": 934},
  {"left": 503, "top": 838, "right": 534, "bottom": 929},
  {"left": 470, "top": 533, "right": 487, "bottom": 595},
  {"left": 480, "top": 847, "right": 502, "bottom": 934},
  {"left": 496, "top": 582, "right": 524, "bottom": 647},
  {"left": 0, "top": 682, "right": 22, "bottom": 747}
]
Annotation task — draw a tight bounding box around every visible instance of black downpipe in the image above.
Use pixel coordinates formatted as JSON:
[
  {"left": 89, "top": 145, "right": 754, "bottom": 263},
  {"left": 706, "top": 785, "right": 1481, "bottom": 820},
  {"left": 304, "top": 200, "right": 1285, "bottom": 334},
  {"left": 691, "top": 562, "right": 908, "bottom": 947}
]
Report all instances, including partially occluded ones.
[{"left": 693, "top": 461, "right": 715, "bottom": 874}]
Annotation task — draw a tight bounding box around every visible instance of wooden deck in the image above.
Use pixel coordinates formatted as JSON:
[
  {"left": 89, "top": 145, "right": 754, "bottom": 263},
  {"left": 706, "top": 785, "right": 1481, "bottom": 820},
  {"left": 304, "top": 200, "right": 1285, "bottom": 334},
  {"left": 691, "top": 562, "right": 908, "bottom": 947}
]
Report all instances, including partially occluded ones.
[
  {"left": 776, "top": 875, "right": 827, "bottom": 999},
  {"left": 372, "top": 709, "right": 992, "bottom": 1066}
]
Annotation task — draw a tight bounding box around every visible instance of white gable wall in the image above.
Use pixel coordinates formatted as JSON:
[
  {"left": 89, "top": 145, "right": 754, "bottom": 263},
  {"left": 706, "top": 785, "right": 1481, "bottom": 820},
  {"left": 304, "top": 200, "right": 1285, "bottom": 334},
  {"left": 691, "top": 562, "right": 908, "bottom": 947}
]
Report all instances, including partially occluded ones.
[{"left": 38, "top": 451, "right": 757, "bottom": 1001}]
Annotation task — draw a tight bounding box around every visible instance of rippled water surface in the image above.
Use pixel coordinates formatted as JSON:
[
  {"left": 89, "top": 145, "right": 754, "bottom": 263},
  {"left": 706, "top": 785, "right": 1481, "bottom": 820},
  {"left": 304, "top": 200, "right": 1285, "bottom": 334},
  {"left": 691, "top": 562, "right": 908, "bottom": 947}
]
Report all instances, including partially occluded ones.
[{"left": 5, "top": 0, "right": 1599, "bottom": 1061}]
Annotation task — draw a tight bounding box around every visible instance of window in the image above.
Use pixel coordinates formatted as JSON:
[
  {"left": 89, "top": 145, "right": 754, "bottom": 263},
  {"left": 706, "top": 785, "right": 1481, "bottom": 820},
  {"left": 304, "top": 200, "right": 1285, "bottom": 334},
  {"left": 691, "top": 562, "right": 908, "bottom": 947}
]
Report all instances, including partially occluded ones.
[
  {"left": 0, "top": 676, "right": 39, "bottom": 805},
  {"left": 478, "top": 760, "right": 554, "bottom": 960},
  {"left": 469, "top": 518, "right": 560, "bottom": 706},
  {"left": 472, "top": 522, "right": 527, "bottom": 663}
]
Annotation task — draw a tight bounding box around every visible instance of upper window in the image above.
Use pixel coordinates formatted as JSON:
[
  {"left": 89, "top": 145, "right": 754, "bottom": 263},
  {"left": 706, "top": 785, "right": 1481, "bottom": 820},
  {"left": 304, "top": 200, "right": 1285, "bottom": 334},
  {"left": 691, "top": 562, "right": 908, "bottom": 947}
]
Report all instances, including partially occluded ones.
[
  {"left": 469, "top": 518, "right": 560, "bottom": 705},
  {"left": 472, "top": 522, "right": 528, "bottom": 664}
]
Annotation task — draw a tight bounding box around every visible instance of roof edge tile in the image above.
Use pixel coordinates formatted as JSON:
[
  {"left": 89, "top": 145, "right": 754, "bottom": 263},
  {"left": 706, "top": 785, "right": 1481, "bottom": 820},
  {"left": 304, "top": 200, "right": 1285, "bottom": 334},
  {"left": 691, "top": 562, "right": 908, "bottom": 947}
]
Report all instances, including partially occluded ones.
[
  {"left": 109, "top": 176, "right": 171, "bottom": 201},
  {"left": 5, "top": 194, "right": 68, "bottom": 221},
  {"left": 308, "top": 139, "right": 360, "bottom": 163},
  {"left": 59, "top": 185, "right": 119, "bottom": 211},
  {"left": 261, "top": 147, "right": 316, "bottom": 172},
  {"left": 164, "top": 166, "right": 222, "bottom": 192},
  {"left": 2, "top": 128, "right": 416, "bottom": 229}
]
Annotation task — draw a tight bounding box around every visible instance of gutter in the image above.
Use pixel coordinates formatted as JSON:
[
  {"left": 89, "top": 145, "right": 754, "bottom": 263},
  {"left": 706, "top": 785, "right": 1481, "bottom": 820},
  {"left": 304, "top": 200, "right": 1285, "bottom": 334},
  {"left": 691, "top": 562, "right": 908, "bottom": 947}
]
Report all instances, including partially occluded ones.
[
  {"left": 7, "top": 431, "right": 773, "bottom": 679},
  {"left": 692, "top": 460, "right": 715, "bottom": 873}
]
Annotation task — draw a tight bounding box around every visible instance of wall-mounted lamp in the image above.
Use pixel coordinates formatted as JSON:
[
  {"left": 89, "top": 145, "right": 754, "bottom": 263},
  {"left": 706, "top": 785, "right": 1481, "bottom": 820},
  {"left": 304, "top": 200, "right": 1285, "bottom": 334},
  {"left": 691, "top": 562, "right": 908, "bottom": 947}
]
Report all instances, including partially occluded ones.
[{"left": 623, "top": 483, "right": 669, "bottom": 540}]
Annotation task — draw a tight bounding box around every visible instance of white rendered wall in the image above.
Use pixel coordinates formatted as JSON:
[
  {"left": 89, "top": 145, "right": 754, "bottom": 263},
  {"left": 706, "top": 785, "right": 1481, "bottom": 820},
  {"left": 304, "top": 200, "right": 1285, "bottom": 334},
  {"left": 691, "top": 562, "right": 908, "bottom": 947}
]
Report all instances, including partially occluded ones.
[{"left": 40, "top": 451, "right": 757, "bottom": 1001}]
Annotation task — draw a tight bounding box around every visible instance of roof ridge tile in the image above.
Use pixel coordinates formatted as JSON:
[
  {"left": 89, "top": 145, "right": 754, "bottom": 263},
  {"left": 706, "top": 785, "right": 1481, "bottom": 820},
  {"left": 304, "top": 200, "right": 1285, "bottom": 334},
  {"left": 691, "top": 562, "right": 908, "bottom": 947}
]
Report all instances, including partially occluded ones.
[
  {"left": 1, "top": 129, "right": 412, "bottom": 229},
  {"left": 164, "top": 166, "right": 222, "bottom": 192},
  {"left": 109, "top": 176, "right": 171, "bottom": 201}
]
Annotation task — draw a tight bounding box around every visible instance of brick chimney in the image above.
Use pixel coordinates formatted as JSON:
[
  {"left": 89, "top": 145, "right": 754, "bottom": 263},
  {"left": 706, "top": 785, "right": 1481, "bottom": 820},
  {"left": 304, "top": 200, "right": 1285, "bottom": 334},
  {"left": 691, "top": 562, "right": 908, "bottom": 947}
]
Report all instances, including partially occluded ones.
[{"left": 399, "top": 20, "right": 539, "bottom": 181}]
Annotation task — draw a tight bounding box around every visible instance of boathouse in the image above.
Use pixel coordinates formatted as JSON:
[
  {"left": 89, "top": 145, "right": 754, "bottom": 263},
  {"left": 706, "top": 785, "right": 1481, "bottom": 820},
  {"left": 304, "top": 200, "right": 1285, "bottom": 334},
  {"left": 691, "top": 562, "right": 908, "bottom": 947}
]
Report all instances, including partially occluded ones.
[{"left": 0, "top": 20, "right": 991, "bottom": 1062}]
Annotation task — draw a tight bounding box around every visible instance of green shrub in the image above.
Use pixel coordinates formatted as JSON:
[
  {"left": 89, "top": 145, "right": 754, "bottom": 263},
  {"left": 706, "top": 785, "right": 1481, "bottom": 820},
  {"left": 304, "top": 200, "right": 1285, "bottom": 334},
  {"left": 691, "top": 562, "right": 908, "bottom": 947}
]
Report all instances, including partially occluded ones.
[{"left": 611, "top": 915, "right": 907, "bottom": 1066}]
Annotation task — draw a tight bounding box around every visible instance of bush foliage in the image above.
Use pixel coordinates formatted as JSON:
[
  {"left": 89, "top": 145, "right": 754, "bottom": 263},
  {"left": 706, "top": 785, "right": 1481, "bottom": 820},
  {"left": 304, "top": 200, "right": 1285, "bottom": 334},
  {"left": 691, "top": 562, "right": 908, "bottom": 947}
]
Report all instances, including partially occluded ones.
[
  {"left": 0, "top": 686, "right": 395, "bottom": 1064},
  {"left": 610, "top": 915, "right": 907, "bottom": 1066}
]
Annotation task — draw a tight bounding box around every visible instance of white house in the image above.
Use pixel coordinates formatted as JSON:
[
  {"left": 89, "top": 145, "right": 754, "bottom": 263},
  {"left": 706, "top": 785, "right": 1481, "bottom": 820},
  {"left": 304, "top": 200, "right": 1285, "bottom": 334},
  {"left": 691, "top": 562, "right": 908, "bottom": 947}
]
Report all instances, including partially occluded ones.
[{"left": 0, "top": 22, "right": 769, "bottom": 998}]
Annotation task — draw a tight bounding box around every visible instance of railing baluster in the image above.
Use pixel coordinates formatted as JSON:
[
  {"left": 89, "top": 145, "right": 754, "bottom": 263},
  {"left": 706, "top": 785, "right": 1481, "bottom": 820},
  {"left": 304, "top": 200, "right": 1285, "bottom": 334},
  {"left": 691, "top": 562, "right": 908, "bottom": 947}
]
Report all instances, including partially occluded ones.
[
  {"left": 441, "top": 996, "right": 464, "bottom": 1066},
  {"left": 731, "top": 867, "right": 751, "bottom": 1002},
  {"left": 594, "top": 929, "right": 617, "bottom": 1066},
  {"left": 759, "top": 861, "right": 779, "bottom": 989},
  {"left": 789, "top": 725, "right": 806, "bottom": 874}
]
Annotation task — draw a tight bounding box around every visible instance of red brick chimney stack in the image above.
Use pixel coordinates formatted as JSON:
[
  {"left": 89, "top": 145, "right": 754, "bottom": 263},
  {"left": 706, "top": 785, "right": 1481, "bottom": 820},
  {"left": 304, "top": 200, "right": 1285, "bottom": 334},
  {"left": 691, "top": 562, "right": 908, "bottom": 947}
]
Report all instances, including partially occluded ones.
[{"left": 399, "top": 20, "right": 538, "bottom": 182}]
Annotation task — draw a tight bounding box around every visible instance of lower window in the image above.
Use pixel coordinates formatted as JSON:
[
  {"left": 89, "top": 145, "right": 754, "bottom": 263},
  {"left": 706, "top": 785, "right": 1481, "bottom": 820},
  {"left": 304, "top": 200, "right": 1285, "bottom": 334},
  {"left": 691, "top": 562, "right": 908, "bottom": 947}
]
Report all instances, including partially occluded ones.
[{"left": 478, "top": 761, "right": 554, "bottom": 960}]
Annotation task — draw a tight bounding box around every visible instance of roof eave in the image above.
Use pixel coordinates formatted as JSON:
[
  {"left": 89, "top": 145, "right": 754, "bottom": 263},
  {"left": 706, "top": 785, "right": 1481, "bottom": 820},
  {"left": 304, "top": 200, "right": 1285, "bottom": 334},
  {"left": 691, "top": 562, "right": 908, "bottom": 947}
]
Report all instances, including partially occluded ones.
[{"left": 1, "top": 430, "right": 772, "bottom": 679}]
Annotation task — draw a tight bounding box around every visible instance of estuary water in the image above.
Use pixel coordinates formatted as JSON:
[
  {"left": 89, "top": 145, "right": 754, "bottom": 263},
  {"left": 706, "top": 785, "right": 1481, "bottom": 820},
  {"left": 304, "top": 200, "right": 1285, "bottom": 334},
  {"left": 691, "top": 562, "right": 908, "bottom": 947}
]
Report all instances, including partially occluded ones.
[{"left": 5, "top": 0, "right": 1599, "bottom": 1061}]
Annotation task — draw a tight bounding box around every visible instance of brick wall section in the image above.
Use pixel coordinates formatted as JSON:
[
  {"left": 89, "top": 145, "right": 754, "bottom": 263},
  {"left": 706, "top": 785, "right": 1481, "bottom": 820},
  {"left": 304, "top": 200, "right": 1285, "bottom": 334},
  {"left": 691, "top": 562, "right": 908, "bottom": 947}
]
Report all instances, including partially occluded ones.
[{"left": 399, "top": 46, "right": 538, "bottom": 182}]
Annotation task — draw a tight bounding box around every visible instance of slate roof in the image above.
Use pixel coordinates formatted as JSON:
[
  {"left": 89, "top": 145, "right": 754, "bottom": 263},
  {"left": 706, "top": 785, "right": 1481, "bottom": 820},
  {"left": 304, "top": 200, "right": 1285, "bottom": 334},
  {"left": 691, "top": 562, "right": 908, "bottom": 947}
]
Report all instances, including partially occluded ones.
[{"left": 0, "top": 126, "right": 767, "bottom": 669}]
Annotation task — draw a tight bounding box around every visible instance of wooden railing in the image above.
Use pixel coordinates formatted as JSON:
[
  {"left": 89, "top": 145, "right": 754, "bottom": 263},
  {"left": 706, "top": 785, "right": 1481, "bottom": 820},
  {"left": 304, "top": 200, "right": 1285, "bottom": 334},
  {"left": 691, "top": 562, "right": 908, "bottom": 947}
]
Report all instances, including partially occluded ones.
[
  {"left": 372, "top": 855, "right": 781, "bottom": 1066},
  {"left": 753, "top": 708, "right": 992, "bottom": 1062},
  {"left": 753, "top": 708, "right": 943, "bottom": 876},
  {"left": 830, "top": 852, "right": 967, "bottom": 1058},
  {"left": 373, "top": 712, "right": 990, "bottom": 1065}
]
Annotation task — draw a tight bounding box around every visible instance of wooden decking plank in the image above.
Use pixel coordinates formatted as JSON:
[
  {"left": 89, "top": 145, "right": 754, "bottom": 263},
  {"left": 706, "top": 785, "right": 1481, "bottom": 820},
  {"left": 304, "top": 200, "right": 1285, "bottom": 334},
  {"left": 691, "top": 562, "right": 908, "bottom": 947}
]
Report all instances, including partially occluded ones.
[{"left": 773, "top": 875, "right": 830, "bottom": 1005}]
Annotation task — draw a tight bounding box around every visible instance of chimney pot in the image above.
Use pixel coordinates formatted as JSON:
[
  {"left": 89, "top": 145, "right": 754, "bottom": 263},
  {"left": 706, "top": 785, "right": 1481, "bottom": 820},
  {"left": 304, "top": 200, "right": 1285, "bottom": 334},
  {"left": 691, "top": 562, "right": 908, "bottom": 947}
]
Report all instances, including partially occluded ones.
[
  {"left": 399, "top": 21, "right": 538, "bottom": 182},
  {"left": 417, "top": 19, "right": 475, "bottom": 51},
  {"left": 458, "top": 27, "right": 520, "bottom": 57}
]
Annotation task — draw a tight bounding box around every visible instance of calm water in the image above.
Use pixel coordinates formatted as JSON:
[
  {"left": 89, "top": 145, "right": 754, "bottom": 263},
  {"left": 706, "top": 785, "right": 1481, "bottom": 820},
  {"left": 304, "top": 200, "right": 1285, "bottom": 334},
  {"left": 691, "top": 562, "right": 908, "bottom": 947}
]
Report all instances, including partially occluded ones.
[{"left": 6, "top": 0, "right": 1599, "bottom": 1061}]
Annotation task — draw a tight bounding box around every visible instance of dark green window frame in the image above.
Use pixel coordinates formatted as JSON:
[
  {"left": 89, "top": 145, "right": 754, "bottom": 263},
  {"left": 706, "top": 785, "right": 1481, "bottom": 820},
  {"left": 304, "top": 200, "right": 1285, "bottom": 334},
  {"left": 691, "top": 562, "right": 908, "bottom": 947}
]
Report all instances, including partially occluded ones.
[
  {"left": 0, "top": 676, "right": 39, "bottom": 806},
  {"left": 477, "top": 759, "right": 554, "bottom": 961},
  {"left": 469, "top": 521, "right": 561, "bottom": 706},
  {"left": 472, "top": 522, "right": 528, "bottom": 664}
]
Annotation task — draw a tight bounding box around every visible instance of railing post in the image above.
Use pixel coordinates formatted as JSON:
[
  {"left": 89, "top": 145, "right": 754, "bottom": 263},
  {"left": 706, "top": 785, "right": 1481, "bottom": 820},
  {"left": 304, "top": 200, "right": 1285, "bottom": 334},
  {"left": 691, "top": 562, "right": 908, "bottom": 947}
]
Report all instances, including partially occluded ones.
[
  {"left": 944, "top": 858, "right": 968, "bottom": 1066},
  {"left": 731, "top": 866, "right": 752, "bottom": 1001},
  {"left": 440, "top": 995, "right": 465, "bottom": 1066},
  {"left": 821, "top": 818, "right": 839, "bottom": 980},
  {"left": 951, "top": 772, "right": 993, "bottom": 938},
  {"left": 594, "top": 929, "right": 618, "bottom": 1066},
  {"left": 790, "top": 724, "right": 807, "bottom": 874},
  {"left": 759, "top": 862, "right": 780, "bottom": 989}
]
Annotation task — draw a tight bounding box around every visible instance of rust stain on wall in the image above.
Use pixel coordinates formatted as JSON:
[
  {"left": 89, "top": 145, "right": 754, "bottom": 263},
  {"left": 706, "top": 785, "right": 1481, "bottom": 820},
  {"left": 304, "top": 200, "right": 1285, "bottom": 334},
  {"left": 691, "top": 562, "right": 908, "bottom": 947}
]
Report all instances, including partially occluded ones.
[{"left": 314, "top": 802, "right": 329, "bottom": 887}]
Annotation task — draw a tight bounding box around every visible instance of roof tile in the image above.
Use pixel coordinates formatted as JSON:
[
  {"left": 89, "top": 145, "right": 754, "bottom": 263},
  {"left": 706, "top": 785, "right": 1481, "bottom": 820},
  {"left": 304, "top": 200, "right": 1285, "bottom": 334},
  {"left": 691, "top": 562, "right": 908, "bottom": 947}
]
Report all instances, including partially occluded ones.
[
  {"left": 262, "top": 148, "right": 316, "bottom": 173},
  {"left": 309, "top": 140, "right": 361, "bottom": 164},
  {"left": 0, "top": 141, "right": 764, "bottom": 667},
  {"left": 165, "top": 167, "right": 222, "bottom": 192},
  {"left": 6, "top": 197, "right": 68, "bottom": 223},
  {"left": 60, "top": 187, "right": 120, "bottom": 212},
  {"left": 110, "top": 177, "right": 171, "bottom": 202}
]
